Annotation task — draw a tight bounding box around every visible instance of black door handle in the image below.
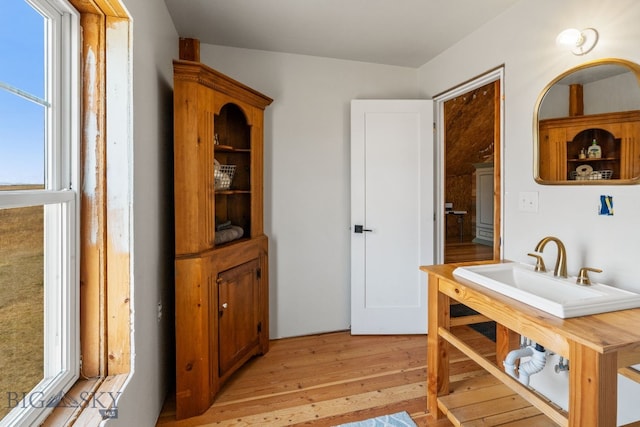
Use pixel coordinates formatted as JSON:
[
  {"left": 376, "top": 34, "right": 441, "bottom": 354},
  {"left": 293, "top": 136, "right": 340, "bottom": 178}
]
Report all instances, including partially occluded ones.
[{"left": 354, "top": 225, "right": 372, "bottom": 233}]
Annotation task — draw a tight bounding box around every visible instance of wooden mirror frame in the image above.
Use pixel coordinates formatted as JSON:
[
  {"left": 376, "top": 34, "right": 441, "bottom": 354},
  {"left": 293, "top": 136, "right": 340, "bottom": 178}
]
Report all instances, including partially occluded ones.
[{"left": 534, "top": 58, "right": 640, "bottom": 185}]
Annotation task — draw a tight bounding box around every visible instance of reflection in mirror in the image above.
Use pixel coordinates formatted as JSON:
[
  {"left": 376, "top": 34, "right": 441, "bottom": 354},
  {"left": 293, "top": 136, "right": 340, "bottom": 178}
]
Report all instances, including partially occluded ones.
[{"left": 535, "top": 59, "right": 640, "bottom": 184}]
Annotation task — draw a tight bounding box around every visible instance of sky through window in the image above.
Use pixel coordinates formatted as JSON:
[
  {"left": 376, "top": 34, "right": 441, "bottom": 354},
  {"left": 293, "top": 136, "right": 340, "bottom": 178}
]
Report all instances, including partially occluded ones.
[{"left": 0, "top": 0, "right": 45, "bottom": 185}]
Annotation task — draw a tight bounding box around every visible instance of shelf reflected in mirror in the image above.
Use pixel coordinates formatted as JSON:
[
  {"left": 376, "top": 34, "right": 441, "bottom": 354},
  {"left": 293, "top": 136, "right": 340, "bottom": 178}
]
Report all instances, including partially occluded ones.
[{"left": 534, "top": 58, "right": 640, "bottom": 184}]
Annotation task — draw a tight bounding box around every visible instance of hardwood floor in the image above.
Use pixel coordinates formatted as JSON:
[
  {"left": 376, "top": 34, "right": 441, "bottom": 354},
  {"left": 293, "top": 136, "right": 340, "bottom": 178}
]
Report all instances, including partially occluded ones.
[
  {"left": 157, "top": 245, "right": 640, "bottom": 426},
  {"left": 156, "top": 241, "right": 540, "bottom": 427},
  {"left": 157, "top": 331, "right": 433, "bottom": 426},
  {"left": 157, "top": 326, "right": 555, "bottom": 427},
  {"left": 444, "top": 239, "right": 493, "bottom": 263}
]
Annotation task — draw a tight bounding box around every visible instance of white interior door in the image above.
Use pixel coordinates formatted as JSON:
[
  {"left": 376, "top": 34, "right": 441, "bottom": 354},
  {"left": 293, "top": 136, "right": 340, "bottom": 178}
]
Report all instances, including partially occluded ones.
[{"left": 350, "top": 99, "right": 434, "bottom": 334}]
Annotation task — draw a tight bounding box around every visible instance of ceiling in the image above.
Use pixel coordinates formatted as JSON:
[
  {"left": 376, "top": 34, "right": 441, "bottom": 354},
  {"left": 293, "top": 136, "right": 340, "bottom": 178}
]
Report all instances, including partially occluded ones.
[{"left": 163, "top": 0, "right": 519, "bottom": 68}]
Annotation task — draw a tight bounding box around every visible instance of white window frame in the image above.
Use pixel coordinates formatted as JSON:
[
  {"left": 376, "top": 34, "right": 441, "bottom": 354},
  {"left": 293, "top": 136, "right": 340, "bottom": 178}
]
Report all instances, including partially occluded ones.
[{"left": 0, "top": 0, "right": 80, "bottom": 425}]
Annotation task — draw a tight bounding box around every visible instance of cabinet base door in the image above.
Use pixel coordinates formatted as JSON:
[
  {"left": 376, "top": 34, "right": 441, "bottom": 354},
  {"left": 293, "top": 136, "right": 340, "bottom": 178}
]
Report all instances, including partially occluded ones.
[{"left": 217, "top": 258, "right": 261, "bottom": 376}]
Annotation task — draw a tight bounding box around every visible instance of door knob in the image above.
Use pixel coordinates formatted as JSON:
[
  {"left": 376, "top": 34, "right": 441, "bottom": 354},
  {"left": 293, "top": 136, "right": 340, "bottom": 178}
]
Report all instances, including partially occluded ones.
[{"left": 354, "top": 225, "right": 372, "bottom": 233}]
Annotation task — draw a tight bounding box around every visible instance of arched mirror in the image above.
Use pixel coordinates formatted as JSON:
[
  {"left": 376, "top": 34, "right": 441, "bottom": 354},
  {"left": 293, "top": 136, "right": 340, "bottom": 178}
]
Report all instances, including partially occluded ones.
[{"left": 534, "top": 58, "right": 640, "bottom": 184}]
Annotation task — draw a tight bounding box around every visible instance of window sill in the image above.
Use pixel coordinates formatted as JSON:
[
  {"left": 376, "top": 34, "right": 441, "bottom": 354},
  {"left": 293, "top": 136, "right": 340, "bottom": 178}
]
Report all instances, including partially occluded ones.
[{"left": 42, "top": 374, "right": 128, "bottom": 426}]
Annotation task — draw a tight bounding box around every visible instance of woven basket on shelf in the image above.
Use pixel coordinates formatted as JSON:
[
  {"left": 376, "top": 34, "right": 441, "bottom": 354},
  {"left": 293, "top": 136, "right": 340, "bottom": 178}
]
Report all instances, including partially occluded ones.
[
  {"left": 569, "top": 169, "right": 613, "bottom": 180},
  {"left": 214, "top": 164, "right": 236, "bottom": 190}
]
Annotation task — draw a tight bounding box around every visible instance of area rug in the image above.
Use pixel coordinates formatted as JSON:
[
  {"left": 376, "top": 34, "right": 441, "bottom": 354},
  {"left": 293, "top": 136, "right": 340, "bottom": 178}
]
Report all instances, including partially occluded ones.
[{"left": 335, "top": 411, "right": 417, "bottom": 427}]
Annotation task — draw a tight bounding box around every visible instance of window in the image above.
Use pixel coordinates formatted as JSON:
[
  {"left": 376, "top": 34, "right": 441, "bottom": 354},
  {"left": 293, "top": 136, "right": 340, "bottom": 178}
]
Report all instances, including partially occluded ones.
[{"left": 0, "top": 0, "right": 80, "bottom": 425}]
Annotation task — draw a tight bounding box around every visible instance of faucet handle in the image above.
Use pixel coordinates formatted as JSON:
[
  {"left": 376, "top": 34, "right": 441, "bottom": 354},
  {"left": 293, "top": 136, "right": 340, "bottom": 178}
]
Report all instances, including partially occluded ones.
[
  {"left": 576, "top": 267, "right": 602, "bottom": 286},
  {"left": 527, "top": 253, "right": 546, "bottom": 272}
]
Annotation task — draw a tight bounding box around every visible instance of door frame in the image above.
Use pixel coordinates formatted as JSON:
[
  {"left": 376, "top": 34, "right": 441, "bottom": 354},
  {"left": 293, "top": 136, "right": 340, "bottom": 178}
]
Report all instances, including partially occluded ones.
[{"left": 433, "top": 66, "right": 504, "bottom": 263}]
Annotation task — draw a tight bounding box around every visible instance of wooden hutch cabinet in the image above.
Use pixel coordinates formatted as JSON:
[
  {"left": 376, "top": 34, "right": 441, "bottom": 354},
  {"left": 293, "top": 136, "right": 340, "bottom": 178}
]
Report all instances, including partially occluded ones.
[
  {"left": 538, "top": 110, "right": 640, "bottom": 181},
  {"left": 172, "top": 40, "right": 273, "bottom": 419}
]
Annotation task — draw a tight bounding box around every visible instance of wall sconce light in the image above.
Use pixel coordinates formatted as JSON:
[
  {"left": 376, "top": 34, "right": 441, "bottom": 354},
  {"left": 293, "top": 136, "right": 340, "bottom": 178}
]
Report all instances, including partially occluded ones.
[{"left": 556, "top": 28, "right": 599, "bottom": 55}]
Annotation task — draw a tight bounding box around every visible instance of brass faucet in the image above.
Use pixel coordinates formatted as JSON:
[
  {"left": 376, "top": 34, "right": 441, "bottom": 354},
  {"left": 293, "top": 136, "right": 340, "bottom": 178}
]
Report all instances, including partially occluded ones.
[
  {"left": 533, "top": 236, "right": 567, "bottom": 278},
  {"left": 576, "top": 267, "right": 602, "bottom": 285}
]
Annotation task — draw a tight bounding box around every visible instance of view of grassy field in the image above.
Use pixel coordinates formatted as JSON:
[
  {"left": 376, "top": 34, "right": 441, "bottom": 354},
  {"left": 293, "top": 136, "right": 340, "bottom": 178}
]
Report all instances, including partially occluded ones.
[{"left": 0, "top": 185, "right": 44, "bottom": 418}]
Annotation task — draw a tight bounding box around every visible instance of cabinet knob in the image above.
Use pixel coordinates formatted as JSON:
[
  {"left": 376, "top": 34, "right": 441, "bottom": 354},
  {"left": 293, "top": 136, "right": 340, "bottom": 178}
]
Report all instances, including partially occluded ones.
[{"left": 219, "top": 302, "right": 228, "bottom": 318}]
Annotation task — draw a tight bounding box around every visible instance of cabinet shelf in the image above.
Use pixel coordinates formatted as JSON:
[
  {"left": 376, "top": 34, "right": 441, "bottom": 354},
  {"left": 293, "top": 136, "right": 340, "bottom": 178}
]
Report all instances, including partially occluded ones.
[
  {"left": 214, "top": 236, "right": 250, "bottom": 249},
  {"left": 216, "top": 145, "right": 251, "bottom": 153},
  {"left": 215, "top": 190, "right": 251, "bottom": 195},
  {"left": 568, "top": 157, "right": 618, "bottom": 162}
]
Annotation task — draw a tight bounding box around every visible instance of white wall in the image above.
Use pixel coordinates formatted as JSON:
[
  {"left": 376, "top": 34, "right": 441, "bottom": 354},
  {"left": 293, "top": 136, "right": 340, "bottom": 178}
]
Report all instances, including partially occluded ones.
[
  {"left": 418, "top": 0, "right": 640, "bottom": 423},
  {"left": 199, "top": 45, "right": 420, "bottom": 338},
  {"left": 197, "top": 0, "right": 640, "bottom": 339},
  {"left": 97, "top": 0, "right": 640, "bottom": 423},
  {"left": 419, "top": 0, "right": 640, "bottom": 291},
  {"left": 104, "top": 0, "right": 178, "bottom": 425},
  {"left": 584, "top": 71, "right": 640, "bottom": 114}
]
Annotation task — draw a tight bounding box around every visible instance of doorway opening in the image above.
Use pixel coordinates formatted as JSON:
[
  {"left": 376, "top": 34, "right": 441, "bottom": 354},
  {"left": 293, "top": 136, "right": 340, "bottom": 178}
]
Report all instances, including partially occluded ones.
[{"left": 434, "top": 68, "right": 503, "bottom": 264}]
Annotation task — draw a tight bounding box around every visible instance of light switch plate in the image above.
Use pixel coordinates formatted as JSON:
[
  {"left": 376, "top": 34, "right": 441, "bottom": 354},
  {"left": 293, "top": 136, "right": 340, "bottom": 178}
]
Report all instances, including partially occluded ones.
[{"left": 518, "top": 191, "right": 539, "bottom": 212}]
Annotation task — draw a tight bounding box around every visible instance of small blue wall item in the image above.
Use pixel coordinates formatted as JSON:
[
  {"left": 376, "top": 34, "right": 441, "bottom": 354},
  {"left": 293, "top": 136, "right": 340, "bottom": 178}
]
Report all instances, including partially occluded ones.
[{"left": 599, "top": 195, "right": 613, "bottom": 216}]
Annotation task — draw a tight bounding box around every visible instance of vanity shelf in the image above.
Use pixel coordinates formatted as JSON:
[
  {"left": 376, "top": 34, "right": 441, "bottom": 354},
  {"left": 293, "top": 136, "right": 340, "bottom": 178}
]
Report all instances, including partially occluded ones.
[{"left": 421, "top": 261, "right": 640, "bottom": 427}]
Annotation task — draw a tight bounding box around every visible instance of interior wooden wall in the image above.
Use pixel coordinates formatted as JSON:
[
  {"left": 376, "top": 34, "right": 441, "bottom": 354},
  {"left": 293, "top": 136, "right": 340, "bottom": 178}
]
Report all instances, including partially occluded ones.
[{"left": 444, "top": 81, "right": 495, "bottom": 241}]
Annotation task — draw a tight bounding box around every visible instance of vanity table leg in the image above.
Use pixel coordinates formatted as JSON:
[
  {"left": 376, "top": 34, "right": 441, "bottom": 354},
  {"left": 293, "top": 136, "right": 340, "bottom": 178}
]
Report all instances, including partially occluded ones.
[
  {"left": 568, "top": 342, "right": 617, "bottom": 427},
  {"left": 496, "top": 324, "right": 520, "bottom": 367},
  {"left": 427, "top": 274, "right": 450, "bottom": 419}
]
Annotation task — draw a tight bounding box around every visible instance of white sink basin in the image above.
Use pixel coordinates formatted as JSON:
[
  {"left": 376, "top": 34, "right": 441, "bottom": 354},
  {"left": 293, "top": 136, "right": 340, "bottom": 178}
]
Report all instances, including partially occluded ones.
[{"left": 452, "top": 262, "right": 640, "bottom": 318}]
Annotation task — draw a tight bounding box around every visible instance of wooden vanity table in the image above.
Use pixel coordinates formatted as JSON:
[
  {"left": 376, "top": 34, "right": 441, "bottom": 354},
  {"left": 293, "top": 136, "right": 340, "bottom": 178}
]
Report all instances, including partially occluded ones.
[{"left": 421, "top": 262, "right": 640, "bottom": 427}]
